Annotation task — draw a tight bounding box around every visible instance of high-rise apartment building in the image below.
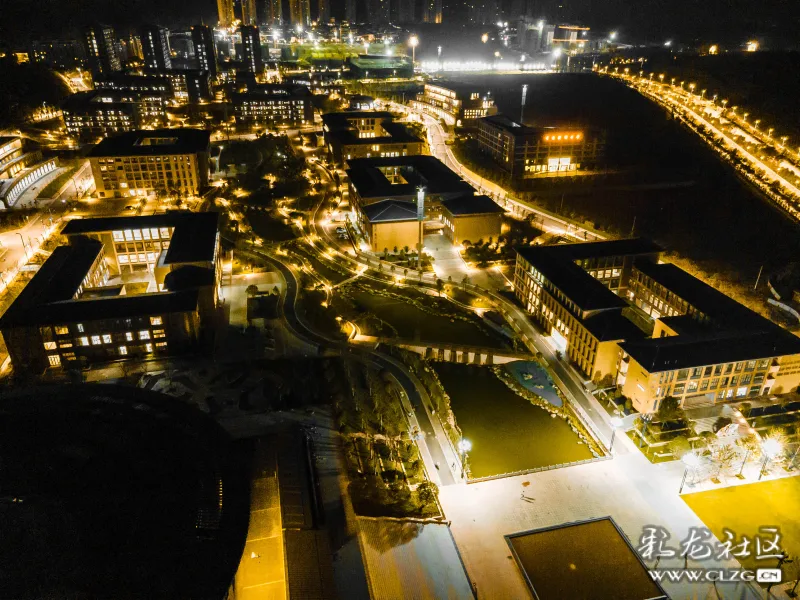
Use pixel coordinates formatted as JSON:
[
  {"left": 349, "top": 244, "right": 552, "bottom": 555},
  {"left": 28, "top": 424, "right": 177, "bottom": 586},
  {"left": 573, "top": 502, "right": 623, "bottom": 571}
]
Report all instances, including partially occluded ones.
[
  {"left": 289, "top": 0, "right": 310, "bottom": 26},
  {"left": 218, "top": 0, "right": 235, "bottom": 27},
  {"left": 260, "top": 0, "right": 283, "bottom": 25},
  {"left": 83, "top": 23, "right": 121, "bottom": 76},
  {"left": 239, "top": 25, "right": 263, "bottom": 74},
  {"left": 239, "top": 0, "right": 258, "bottom": 25},
  {"left": 139, "top": 24, "right": 172, "bottom": 71},
  {"left": 191, "top": 25, "right": 218, "bottom": 79}
]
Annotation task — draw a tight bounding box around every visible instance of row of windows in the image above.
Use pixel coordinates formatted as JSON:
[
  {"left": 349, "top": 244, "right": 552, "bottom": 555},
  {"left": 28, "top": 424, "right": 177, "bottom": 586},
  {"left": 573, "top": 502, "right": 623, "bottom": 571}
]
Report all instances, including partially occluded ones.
[
  {"left": 47, "top": 341, "right": 169, "bottom": 367},
  {"left": 51, "top": 316, "right": 163, "bottom": 337}
]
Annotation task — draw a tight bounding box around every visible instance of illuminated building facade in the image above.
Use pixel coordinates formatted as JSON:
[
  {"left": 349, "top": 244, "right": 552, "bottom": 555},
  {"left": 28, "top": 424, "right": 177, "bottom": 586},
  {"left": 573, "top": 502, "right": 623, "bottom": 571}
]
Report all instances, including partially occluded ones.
[
  {"left": 218, "top": 0, "right": 235, "bottom": 27},
  {"left": 411, "top": 81, "right": 498, "bottom": 126},
  {"left": 240, "top": 25, "right": 263, "bottom": 74},
  {"left": 233, "top": 84, "right": 314, "bottom": 127},
  {"left": 322, "top": 111, "right": 423, "bottom": 165},
  {"left": 89, "top": 129, "right": 211, "bottom": 199},
  {"left": 0, "top": 212, "right": 221, "bottom": 375},
  {"left": 476, "top": 114, "right": 604, "bottom": 180},
  {"left": 0, "top": 136, "right": 57, "bottom": 209},
  {"left": 83, "top": 23, "right": 121, "bottom": 76},
  {"left": 514, "top": 239, "right": 800, "bottom": 413},
  {"left": 440, "top": 194, "right": 504, "bottom": 245},
  {"left": 61, "top": 90, "right": 168, "bottom": 143},
  {"left": 139, "top": 24, "right": 172, "bottom": 71},
  {"left": 191, "top": 25, "right": 218, "bottom": 79}
]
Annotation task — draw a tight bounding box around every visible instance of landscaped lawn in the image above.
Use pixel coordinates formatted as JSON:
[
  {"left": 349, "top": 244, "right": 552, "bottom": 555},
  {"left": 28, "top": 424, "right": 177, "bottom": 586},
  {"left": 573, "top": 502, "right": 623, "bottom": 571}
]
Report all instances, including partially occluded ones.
[
  {"left": 682, "top": 477, "right": 800, "bottom": 572},
  {"left": 344, "top": 287, "right": 505, "bottom": 348},
  {"left": 434, "top": 363, "right": 593, "bottom": 478}
]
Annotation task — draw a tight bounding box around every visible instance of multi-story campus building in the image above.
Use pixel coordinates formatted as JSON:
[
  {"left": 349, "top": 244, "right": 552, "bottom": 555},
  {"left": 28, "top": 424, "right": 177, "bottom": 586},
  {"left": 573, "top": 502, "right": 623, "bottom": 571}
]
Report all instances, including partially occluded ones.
[
  {"left": 0, "top": 212, "right": 221, "bottom": 375},
  {"left": 514, "top": 239, "right": 800, "bottom": 413},
  {"left": 0, "top": 136, "right": 58, "bottom": 208},
  {"left": 233, "top": 84, "right": 314, "bottom": 128},
  {"left": 89, "top": 129, "right": 211, "bottom": 199},
  {"left": 83, "top": 23, "right": 121, "bottom": 76},
  {"left": 240, "top": 25, "right": 263, "bottom": 74},
  {"left": 411, "top": 81, "right": 498, "bottom": 127},
  {"left": 347, "top": 155, "right": 502, "bottom": 252},
  {"left": 191, "top": 25, "right": 218, "bottom": 79},
  {"left": 476, "top": 114, "right": 605, "bottom": 181},
  {"left": 139, "top": 24, "right": 172, "bottom": 71},
  {"left": 61, "top": 90, "right": 168, "bottom": 143},
  {"left": 322, "top": 111, "right": 423, "bottom": 165}
]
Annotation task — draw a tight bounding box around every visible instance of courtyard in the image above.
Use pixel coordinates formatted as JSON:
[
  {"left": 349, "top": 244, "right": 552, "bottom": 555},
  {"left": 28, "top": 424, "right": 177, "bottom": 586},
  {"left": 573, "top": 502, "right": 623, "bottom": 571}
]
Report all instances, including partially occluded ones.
[{"left": 434, "top": 363, "right": 594, "bottom": 479}]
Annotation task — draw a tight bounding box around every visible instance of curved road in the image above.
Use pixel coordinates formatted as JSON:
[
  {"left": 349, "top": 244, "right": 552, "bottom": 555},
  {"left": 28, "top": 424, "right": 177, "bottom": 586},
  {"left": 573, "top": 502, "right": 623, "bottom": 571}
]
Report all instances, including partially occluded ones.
[{"left": 250, "top": 248, "right": 457, "bottom": 486}]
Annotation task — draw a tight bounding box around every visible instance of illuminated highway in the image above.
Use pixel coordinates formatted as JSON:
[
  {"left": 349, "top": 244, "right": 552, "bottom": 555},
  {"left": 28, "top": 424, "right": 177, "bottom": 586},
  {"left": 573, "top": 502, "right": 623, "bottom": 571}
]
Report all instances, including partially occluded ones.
[{"left": 604, "top": 68, "right": 800, "bottom": 222}]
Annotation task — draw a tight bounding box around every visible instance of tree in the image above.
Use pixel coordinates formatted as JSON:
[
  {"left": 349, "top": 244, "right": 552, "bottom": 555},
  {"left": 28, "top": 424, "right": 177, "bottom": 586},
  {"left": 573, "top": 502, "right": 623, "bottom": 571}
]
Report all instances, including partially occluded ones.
[
  {"left": 417, "top": 481, "right": 439, "bottom": 505},
  {"left": 461, "top": 274, "right": 470, "bottom": 290},
  {"left": 669, "top": 435, "right": 692, "bottom": 459},
  {"left": 435, "top": 278, "right": 444, "bottom": 296},
  {"left": 245, "top": 284, "right": 259, "bottom": 297},
  {"left": 656, "top": 396, "right": 682, "bottom": 423}
]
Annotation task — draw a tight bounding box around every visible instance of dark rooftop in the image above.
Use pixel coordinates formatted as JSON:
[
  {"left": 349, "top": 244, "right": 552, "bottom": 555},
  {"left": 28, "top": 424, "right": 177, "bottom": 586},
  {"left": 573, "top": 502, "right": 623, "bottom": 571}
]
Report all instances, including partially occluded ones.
[
  {"left": 441, "top": 194, "right": 505, "bottom": 216},
  {"left": 88, "top": 129, "right": 211, "bottom": 157},
  {"left": 547, "top": 238, "right": 663, "bottom": 261},
  {"left": 583, "top": 311, "right": 646, "bottom": 342},
  {"left": 516, "top": 246, "right": 627, "bottom": 312},
  {"left": 361, "top": 199, "right": 418, "bottom": 223},
  {"left": 620, "top": 329, "right": 800, "bottom": 373},
  {"left": 233, "top": 83, "right": 313, "bottom": 101},
  {"left": 633, "top": 260, "right": 761, "bottom": 328},
  {"left": 322, "top": 111, "right": 420, "bottom": 146},
  {"left": 62, "top": 212, "right": 219, "bottom": 264},
  {"left": 0, "top": 240, "right": 103, "bottom": 327},
  {"left": 347, "top": 155, "right": 472, "bottom": 199}
]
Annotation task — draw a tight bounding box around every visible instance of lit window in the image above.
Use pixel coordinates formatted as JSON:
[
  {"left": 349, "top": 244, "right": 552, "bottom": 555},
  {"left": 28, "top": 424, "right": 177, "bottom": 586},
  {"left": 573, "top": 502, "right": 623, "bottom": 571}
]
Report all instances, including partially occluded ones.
[
  {"left": 150, "top": 316, "right": 163, "bottom": 326},
  {"left": 119, "top": 346, "right": 128, "bottom": 355},
  {"left": 48, "top": 355, "right": 61, "bottom": 367},
  {"left": 145, "top": 343, "right": 153, "bottom": 352},
  {"left": 126, "top": 332, "right": 133, "bottom": 341},
  {"left": 156, "top": 341, "right": 167, "bottom": 348},
  {"left": 55, "top": 326, "right": 69, "bottom": 335},
  {"left": 91, "top": 335, "right": 101, "bottom": 345},
  {"left": 113, "top": 230, "right": 124, "bottom": 241},
  {"left": 124, "top": 230, "right": 133, "bottom": 241},
  {"left": 79, "top": 337, "right": 89, "bottom": 346},
  {"left": 139, "top": 330, "right": 151, "bottom": 340},
  {"left": 59, "top": 342, "right": 73, "bottom": 349},
  {"left": 102, "top": 334, "right": 112, "bottom": 343},
  {"left": 43, "top": 341, "right": 57, "bottom": 350},
  {"left": 77, "top": 324, "right": 85, "bottom": 333}
]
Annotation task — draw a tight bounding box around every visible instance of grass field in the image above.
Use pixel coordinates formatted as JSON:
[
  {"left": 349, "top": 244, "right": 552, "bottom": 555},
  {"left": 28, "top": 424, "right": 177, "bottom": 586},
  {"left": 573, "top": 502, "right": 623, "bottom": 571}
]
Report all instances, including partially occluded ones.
[{"left": 682, "top": 477, "right": 800, "bottom": 572}]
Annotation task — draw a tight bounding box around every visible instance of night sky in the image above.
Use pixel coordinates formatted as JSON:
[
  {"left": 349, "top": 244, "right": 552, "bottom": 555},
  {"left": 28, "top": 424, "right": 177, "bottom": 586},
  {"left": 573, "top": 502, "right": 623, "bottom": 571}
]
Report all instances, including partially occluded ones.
[{"left": 0, "top": 0, "right": 795, "bottom": 48}]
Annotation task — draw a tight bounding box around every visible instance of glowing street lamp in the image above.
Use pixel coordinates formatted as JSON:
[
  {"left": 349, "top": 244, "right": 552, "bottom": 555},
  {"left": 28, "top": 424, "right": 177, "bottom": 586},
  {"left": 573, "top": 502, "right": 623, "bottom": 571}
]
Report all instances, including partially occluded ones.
[
  {"left": 679, "top": 452, "right": 700, "bottom": 493},
  {"left": 408, "top": 35, "right": 419, "bottom": 63},
  {"left": 481, "top": 33, "right": 489, "bottom": 43},
  {"left": 458, "top": 438, "right": 472, "bottom": 478}
]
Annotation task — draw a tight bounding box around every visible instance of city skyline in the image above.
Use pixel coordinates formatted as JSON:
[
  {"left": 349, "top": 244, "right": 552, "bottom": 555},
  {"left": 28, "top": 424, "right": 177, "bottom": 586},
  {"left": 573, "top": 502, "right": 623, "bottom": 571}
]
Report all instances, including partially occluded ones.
[{"left": 0, "top": 0, "right": 795, "bottom": 48}]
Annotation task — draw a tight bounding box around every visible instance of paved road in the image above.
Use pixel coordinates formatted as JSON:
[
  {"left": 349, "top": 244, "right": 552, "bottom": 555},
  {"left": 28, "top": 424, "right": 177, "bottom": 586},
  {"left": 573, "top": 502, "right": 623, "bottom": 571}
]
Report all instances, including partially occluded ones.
[
  {"left": 252, "top": 249, "right": 457, "bottom": 486},
  {"left": 388, "top": 100, "right": 605, "bottom": 242}
]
